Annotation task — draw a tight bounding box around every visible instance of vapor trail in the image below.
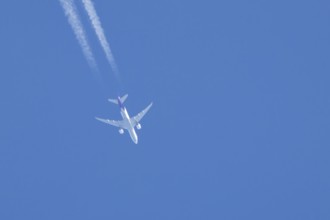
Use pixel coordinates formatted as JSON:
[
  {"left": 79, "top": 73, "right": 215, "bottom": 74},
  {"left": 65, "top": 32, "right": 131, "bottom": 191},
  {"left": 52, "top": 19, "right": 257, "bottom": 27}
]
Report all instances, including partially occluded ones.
[
  {"left": 82, "top": 0, "right": 120, "bottom": 79},
  {"left": 59, "top": 0, "right": 97, "bottom": 70}
]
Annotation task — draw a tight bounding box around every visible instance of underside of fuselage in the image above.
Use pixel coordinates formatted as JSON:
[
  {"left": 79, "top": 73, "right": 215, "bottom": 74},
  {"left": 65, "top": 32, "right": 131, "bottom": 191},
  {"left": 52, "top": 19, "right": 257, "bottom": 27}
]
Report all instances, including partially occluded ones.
[
  {"left": 120, "top": 108, "right": 138, "bottom": 144},
  {"left": 128, "top": 128, "right": 138, "bottom": 144}
]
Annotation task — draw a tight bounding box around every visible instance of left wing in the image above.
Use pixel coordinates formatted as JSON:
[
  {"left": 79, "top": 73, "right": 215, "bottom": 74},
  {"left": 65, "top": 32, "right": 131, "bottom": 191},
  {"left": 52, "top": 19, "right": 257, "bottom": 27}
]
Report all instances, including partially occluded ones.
[
  {"left": 132, "top": 102, "right": 153, "bottom": 126},
  {"left": 95, "top": 117, "right": 125, "bottom": 128}
]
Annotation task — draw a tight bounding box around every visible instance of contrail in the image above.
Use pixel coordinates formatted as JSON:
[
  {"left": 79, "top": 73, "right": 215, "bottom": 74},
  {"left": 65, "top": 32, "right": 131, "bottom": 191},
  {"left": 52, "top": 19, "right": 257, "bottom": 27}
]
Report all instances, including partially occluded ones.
[
  {"left": 59, "top": 0, "right": 97, "bottom": 70},
  {"left": 81, "top": 0, "right": 120, "bottom": 79}
]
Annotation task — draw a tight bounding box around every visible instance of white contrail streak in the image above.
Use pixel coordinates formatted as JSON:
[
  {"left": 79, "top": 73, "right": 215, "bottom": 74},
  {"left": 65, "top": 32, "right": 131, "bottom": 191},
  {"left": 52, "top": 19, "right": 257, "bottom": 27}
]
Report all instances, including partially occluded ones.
[
  {"left": 82, "top": 0, "right": 120, "bottom": 78},
  {"left": 59, "top": 0, "right": 97, "bottom": 70}
]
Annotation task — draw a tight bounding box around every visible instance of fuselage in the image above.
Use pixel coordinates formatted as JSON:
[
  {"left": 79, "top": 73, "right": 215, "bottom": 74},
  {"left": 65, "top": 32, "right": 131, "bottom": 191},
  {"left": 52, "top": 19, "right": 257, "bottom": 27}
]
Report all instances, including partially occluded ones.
[{"left": 118, "top": 98, "right": 138, "bottom": 144}]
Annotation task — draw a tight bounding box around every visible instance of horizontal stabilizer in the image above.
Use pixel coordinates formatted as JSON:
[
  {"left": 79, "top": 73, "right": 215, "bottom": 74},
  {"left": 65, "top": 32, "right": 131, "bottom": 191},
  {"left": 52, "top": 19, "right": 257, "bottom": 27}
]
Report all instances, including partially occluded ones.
[{"left": 108, "top": 94, "right": 128, "bottom": 105}]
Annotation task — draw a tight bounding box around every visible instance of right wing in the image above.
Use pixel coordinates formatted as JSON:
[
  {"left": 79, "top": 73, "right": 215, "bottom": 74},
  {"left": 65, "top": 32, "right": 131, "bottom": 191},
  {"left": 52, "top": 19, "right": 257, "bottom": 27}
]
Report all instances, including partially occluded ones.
[
  {"left": 132, "top": 102, "right": 153, "bottom": 125},
  {"left": 95, "top": 117, "right": 125, "bottom": 128}
]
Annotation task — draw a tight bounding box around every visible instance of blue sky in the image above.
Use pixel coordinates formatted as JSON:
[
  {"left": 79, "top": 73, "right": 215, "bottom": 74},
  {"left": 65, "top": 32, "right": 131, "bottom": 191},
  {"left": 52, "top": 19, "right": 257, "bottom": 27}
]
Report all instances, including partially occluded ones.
[{"left": 1, "top": 0, "right": 329, "bottom": 219}]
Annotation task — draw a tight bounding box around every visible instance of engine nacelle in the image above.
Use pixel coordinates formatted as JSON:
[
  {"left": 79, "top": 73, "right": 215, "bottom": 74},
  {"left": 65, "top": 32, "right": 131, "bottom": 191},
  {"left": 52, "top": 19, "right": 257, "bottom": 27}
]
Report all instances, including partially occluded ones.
[
  {"left": 119, "top": 128, "right": 124, "bottom": 134},
  {"left": 136, "top": 123, "right": 142, "bottom": 130}
]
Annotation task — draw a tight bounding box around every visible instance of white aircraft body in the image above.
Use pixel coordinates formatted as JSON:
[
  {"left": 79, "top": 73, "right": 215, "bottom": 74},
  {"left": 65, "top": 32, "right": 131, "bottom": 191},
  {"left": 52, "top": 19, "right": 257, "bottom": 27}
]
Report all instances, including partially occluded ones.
[{"left": 95, "top": 94, "right": 153, "bottom": 144}]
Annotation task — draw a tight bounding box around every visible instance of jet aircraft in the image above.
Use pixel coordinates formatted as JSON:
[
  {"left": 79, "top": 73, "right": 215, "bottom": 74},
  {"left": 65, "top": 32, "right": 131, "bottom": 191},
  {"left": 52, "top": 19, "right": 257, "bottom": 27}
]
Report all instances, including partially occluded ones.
[{"left": 95, "top": 94, "right": 153, "bottom": 144}]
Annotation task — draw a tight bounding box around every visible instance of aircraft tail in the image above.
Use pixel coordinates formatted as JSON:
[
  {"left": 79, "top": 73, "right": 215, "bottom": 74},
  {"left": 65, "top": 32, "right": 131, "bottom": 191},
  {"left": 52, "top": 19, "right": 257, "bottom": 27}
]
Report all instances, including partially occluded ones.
[{"left": 108, "top": 94, "right": 128, "bottom": 105}]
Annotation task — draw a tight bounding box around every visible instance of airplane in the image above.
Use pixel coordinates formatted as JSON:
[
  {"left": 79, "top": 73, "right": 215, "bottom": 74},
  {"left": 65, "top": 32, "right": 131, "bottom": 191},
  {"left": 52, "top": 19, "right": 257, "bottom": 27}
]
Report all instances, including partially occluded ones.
[{"left": 95, "top": 94, "right": 153, "bottom": 144}]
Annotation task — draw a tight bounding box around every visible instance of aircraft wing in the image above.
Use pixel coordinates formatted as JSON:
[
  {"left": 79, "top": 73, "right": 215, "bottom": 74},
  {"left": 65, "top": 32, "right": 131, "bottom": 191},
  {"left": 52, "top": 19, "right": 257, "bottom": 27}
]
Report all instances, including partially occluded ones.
[
  {"left": 95, "top": 117, "right": 125, "bottom": 128},
  {"left": 132, "top": 102, "right": 153, "bottom": 125}
]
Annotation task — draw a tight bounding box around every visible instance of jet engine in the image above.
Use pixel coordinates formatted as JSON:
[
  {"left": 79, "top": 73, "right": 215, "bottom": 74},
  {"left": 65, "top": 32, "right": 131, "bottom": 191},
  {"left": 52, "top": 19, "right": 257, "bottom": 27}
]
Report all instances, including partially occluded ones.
[
  {"left": 119, "top": 128, "right": 124, "bottom": 134},
  {"left": 136, "top": 123, "right": 142, "bottom": 130}
]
